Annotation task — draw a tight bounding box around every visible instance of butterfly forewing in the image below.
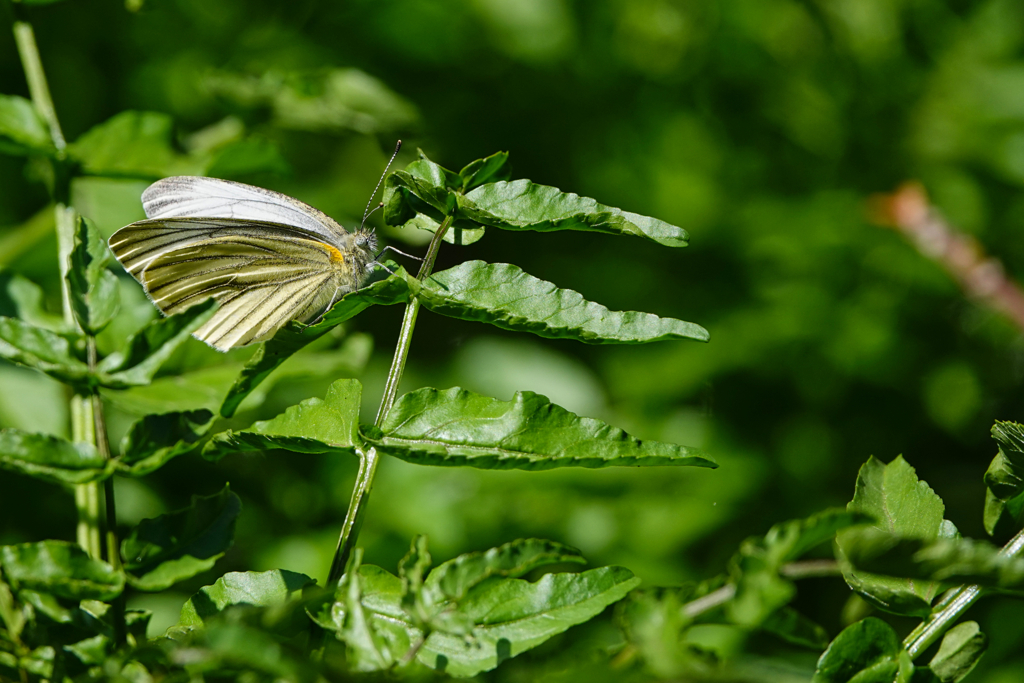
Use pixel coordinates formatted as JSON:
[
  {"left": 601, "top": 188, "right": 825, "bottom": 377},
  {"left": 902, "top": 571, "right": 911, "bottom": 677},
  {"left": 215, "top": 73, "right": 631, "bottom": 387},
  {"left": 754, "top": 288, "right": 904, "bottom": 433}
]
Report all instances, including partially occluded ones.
[{"left": 110, "top": 218, "right": 356, "bottom": 351}]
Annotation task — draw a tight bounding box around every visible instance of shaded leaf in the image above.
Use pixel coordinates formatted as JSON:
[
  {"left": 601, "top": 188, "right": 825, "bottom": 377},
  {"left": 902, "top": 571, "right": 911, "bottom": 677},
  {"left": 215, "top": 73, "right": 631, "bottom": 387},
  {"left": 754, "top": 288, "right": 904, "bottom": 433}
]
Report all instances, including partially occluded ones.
[
  {"left": 383, "top": 154, "right": 460, "bottom": 227},
  {"left": 219, "top": 270, "right": 408, "bottom": 417},
  {"left": 117, "top": 409, "right": 214, "bottom": 476},
  {"left": 67, "top": 214, "right": 119, "bottom": 335},
  {"left": 761, "top": 607, "right": 829, "bottom": 649},
  {"left": 459, "top": 151, "right": 512, "bottom": 190},
  {"left": 97, "top": 299, "right": 217, "bottom": 388},
  {"left": 178, "top": 569, "right": 316, "bottom": 628},
  {"left": 421, "top": 261, "right": 708, "bottom": 343},
  {"left": 837, "top": 457, "right": 949, "bottom": 617},
  {"left": 0, "top": 541, "right": 123, "bottom": 601},
  {"left": 0, "top": 316, "right": 90, "bottom": 387},
  {"left": 68, "top": 111, "right": 202, "bottom": 179},
  {"left": 0, "top": 95, "right": 54, "bottom": 156},
  {"left": 0, "top": 429, "right": 112, "bottom": 485},
  {"left": 813, "top": 617, "right": 907, "bottom": 683},
  {"left": 166, "top": 620, "right": 320, "bottom": 682},
  {"left": 929, "top": 621, "right": 987, "bottom": 683},
  {"left": 205, "top": 378, "right": 362, "bottom": 461},
  {"left": 204, "top": 137, "right": 290, "bottom": 179},
  {"left": 459, "top": 179, "right": 690, "bottom": 248},
  {"left": 983, "top": 422, "right": 1024, "bottom": 536},
  {"left": 0, "top": 271, "right": 68, "bottom": 332},
  {"left": 122, "top": 485, "right": 241, "bottom": 591},
  {"left": 407, "top": 212, "right": 486, "bottom": 246},
  {"left": 372, "top": 386, "right": 715, "bottom": 470}
]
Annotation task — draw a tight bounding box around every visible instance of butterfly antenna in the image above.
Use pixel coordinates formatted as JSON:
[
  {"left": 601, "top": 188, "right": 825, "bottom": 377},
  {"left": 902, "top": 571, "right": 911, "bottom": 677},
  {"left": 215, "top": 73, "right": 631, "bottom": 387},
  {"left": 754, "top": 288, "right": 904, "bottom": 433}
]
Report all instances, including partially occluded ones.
[{"left": 361, "top": 139, "right": 402, "bottom": 230}]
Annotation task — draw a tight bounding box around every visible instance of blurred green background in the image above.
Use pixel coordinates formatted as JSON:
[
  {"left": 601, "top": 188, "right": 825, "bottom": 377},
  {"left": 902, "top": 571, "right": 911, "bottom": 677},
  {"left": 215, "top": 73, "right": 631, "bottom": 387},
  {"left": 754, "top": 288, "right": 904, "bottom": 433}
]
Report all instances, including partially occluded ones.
[{"left": 3, "top": 0, "right": 1024, "bottom": 680}]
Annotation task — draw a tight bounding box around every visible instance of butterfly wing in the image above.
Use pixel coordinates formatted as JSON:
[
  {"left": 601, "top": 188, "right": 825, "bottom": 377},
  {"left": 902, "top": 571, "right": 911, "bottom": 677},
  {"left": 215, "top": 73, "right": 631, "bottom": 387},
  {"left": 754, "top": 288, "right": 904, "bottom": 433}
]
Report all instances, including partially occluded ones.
[
  {"left": 142, "top": 176, "right": 350, "bottom": 246},
  {"left": 110, "top": 217, "right": 364, "bottom": 351}
]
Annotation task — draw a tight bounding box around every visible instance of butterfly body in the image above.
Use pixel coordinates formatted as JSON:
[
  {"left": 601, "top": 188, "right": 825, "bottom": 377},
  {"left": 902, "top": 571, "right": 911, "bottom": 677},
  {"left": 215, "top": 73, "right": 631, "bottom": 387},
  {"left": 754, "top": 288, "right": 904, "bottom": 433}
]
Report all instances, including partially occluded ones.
[{"left": 109, "top": 177, "right": 378, "bottom": 351}]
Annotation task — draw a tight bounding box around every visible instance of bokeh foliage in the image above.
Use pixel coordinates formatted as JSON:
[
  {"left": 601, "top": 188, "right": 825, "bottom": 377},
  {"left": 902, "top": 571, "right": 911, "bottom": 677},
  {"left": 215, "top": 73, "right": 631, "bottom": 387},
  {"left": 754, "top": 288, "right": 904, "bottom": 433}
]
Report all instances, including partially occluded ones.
[{"left": 3, "top": 0, "right": 1024, "bottom": 680}]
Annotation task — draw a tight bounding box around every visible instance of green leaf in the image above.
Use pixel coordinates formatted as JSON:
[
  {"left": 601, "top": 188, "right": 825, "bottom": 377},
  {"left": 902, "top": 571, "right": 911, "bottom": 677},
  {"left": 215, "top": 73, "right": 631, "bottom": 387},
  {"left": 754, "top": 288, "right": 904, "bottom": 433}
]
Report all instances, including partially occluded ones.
[
  {"left": 97, "top": 299, "right": 217, "bottom": 388},
  {"left": 459, "top": 151, "right": 512, "bottom": 190},
  {"left": 761, "top": 607, "right": 829, "bottom": 649},
  {"left": 0, "top": 316, "right": 90, "bottom": 387},
  {"left": 219, "top": 271, "right": 409, "bottom": 417},
  {"left": 68, "top": 111, "right": 202, "bottom": 179},
  {"left": 984, "top": 488, "right": 1024, "bottom": 539},
  {"left": 0, "top": 271, "right": 68, "bottom": 333},
  {"left": 929, "top": 621, "right": 987, "bottom": 683},
  {"left": 67, "top": 214, "right": 119, "bottom": 335},
  {"left": 205, "top": 378, "right": 362, "bottom": 461},
  {"left": 117, "top": 409, "right": 214, "bottom": 476},
  {"left": 0, "top": 95, "right": 54, "bottom": 156},
  {"left": 426, "top": 538, "right": 586, "bottom": 602},
  {"left": 383, "top": 154, "right": 460, "bottom": 226},
  {"left": 0, "top": 429, "right": 112, "bottom": 485},
  {"left": 421, "top": 261, "right": 708, "bottom": 343},
  {"left": 372, "top": 386, "right": 716, "bottom": 470},
  {"left": 122, "top": 484, "right": 241, "bottom": 591},
  {"left": 407, "top": 212, "right": 486, "bottom": 246},
  {"left": 756, "top": 508, "right": 874, "bottom": 567},
  {"left": 203, "top": 137, "right": 290, "bottom": 179},
  {"left": 0, "top": 541, "right": 123, "bottom": 601},
  {"left": 177, "top": 569, "right": 316, "bottom": 628},
  {"left": 837, "top": 456, "right": 949, "bottom": 617},
  {"left": 459, "top": 179, "right": 690, "bottom": 248},
  {"left": 983, "top": 422, "right": 1024, "bottom": 535},
  {"left": 169, "top": 620, "right": 321, "bottom": 682},
  {"left": 813, "top": 617, "right": 906, "bottom": 683}
]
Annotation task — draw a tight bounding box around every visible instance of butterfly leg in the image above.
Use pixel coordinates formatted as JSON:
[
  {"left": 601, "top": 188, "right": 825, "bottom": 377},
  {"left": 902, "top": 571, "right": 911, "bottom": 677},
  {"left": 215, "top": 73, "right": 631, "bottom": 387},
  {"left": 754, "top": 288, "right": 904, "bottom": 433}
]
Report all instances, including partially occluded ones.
[{"left": 375, "top": 244, "right": 424, "bottom": 262}]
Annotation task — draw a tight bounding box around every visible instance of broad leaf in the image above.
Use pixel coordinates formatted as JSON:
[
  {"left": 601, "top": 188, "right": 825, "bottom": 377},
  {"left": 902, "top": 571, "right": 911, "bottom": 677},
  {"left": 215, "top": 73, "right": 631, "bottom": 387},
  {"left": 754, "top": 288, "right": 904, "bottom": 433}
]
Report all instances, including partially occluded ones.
[
  {"left": 205, "top": 379, "right": 362, "bottom": 461},
  {"left": 837, "top": 456, "right": 949, "bottom": 616},
  {"left": 0, "top": 95, "right": 54, "bottom": 156},
  {"left": 421, "top": 261, "right": 708, "bottom": 343},
  {"left": 983, "top": 422, "right": 1024, "bottom": 536},
  {"left": 178, "top": 569, "right": 316, "bottom": 628},
  {"left": 219, "top": 270, "right": 408, "bottom": 417},
  {"left": 97, "top": 299, "right": 217, "bottom": 388},
  {"left": 0, "top": 316, "right": 90, "bottom": 387},
  {"left": 69, "top": 111, "right": 202, "bottom": 178},
  {"left": 67, "top": 214, "right": 119, "bottom": 335},
  {"left": 371, "top": 386, "right": 715, "bottom": 470},
  {"left": 383, "top": 155, "right": 459, "bottom": 226},
  {"left": 0, "top": 429, "right": 112, "bottom": 485},
  {"left": 0, "top": 271, "right": 68, "bottom": 333},
  {"left": 929, "top": 621, "right": 987, "bottom": 683},
  {"left": 122, "top": 485, "right": 241, "bottom": 591},
  {"left": 0, "top": 541, "right": 123, "bottom": 601},
  {"left": 459, "top": 179, "right": 690, "bottom": 248},
  {"left": 117, "top": 409, "right": 214, "bottom": 476},
  {"left": 166, "top": 620, "right": 321, "bottom": 682},
  {"left": 459, "top": 151, "right": 512, "bottom": 190},
  {"left": 407, "top": 212, "right": 486, "bottom": 246},
  {"left": 761, "top": 607, "right": 829, "bottom": 649},
  {"left": 813, "top": 617, "right": 911, "bottom": 683}
]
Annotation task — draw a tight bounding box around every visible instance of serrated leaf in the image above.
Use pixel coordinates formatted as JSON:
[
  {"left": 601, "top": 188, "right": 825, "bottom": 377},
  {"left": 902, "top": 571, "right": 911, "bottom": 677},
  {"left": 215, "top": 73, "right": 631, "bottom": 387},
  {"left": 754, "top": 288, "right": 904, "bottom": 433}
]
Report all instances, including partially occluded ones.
[
  {"left": 425, "top": 538, "right": 585, "bottom": 602},
  {"left": 383, "top": 153, "right": 460, "bottom": 227},
  {"left": 205, "top": 378, "right": 362, "bottom": 461},
  {"left": 178, "top": 569, "right": 315, "bottom": 628},
  {"left": 929, "top": 621, "right": 987, "bottom": 683},
  {"left": 372, "top": 386, "right": 715, "bottom": 470},
  {"left": 421, "top": 261, "right": 708, "bottom": 343},
  {"left": 97, "top": 299, "right": 217, "bottom": 388},
  {"left": 67, "top": 214, "right": 119, "bottom": 335},
  {"left": 0, "top": 541, "right": 123, "bottom": 601},
  {"left": 459, "top": 179, "right": 690, "bottom": 248},
  {"left": 813, "top": 617, "right": 905, "bottom": 683},
  {"left": 219, "top": 270, "right": 408, "bottom": 417},
  {"left": 0, "top": 429, "right": 112, "bottom": 485},
  {"left": 69, "top": 111, "right": 202, "bottom": 179},
  {"left": 0, "top": 95, "right": 54, "bottom": 156},
  {"left": 122, "top": 485, "right": 240, "bottom": 591},
  {"left": 837, "top": 456, "right": 948, "bottom": 617},
  {"left": 0, "top": 316, "right": 90, "bottom": 387},
  {"left": 117, "top": 409, "right": 214, "bottom": 476},
  {"left": 459, "top": 151, "right": 512, "bottom": 190}
]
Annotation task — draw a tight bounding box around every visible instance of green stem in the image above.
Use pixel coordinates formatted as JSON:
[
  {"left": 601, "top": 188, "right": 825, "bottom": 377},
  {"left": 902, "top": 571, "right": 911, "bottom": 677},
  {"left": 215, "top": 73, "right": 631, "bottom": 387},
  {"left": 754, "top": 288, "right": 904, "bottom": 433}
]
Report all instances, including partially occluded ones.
[
  {"left": 324, "top": 213, "right": 454, "bottom": 589},
  {"left": 11, "top": 17, "right": 66, "bottom": 155},
  {"left": 903, "top": 527, "right": 1024, "bottom": 658}
]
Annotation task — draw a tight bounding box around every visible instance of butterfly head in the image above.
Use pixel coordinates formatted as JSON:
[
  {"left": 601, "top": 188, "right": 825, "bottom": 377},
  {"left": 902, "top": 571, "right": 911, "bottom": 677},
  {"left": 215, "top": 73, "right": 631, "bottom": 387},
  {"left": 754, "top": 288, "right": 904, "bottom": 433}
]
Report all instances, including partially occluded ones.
[{"left": 353, "top": 228, "right": 378, "bottom": 255}]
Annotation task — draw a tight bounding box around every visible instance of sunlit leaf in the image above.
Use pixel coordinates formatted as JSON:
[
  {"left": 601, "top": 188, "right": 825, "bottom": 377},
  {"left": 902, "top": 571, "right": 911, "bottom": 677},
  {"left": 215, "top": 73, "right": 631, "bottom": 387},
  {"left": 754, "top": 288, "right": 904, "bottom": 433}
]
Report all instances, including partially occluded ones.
[
  {"left": 837, "top": 456, "right": 950, "bottom": 617},
  {"left": 406, "top": 212, "right": 485, "bottom": 246},
  {"left": 984, "top": 422, "right": 1024, "bottom": 536},
  {"left": 421, "top": 261, "right": 708, "bottom": 343},
  {"left": 177, "top": 569, "right": 316, "bottom": 628},
  {"left": 459, "top": 151, "right": 512, "bottom": 190},
  {"left": 67, "top": 214, "right": 119, "bottom": 335},
  {"left": 0, "top": 95, "right": 54, "bottom": 156},
  {"left": 219, "top": 270, "right": 408, "bottom": 417},
  {"left": 0, "top": 316, "right": 90, "bottom": 387},
  {"left": 116, "top": 409, "right": 214, "bottom": 476},
  {"left": 812, "top": 617, "right": 910, "bottom": 683},
  {"left": 371, "top": 386, "right": 716, "bottom": 470},
  {"left": 0, "top": 271, "right": 67, "bottom": 333},
  {"left": 459, "top": 179, "right": 690, "bottom": 248},
  {"left": 929, "top": 621, "right": 987, "bottom": 683},
  {"left": 68, "top": 111, "right": 202, "bottom": 179},
  {"left": 0, "top": 541, "right": 123, "bottom": 601},
  {"left": 0, "top": 429, "right": 112, "bottom": 485},
  {"left": 205, "top": 379, "right": 362, "bottom": 461},
  {"left": 122, "top": 485, "right": 241, "bottom": 591}
]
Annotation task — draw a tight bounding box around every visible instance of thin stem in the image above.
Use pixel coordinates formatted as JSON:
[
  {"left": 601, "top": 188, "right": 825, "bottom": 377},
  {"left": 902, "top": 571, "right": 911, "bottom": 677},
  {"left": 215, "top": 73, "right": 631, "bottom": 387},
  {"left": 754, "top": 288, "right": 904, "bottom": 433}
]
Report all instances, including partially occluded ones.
[
  {"left": 325, "top": 213, "right": 455, "bottom": 589},
  {"left": 904, "top": 527, "right": 1024, "bottom": 658},
  {"left": 11, "top": 18, "right": 66, "bottom": 155}
]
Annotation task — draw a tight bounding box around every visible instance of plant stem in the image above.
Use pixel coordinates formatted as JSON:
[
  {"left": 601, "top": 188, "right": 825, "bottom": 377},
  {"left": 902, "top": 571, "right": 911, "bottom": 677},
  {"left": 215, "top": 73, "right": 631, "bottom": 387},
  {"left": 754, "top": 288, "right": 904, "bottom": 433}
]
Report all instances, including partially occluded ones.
[
  {"left": 12, "top": 17, "right": 66, "bottom": 156},
  {"left": 325, "top": 213, "right": 454, "bottom": 589},
  {"left": 903, "top": 527, "right": 1024, "bottom": 658}
]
